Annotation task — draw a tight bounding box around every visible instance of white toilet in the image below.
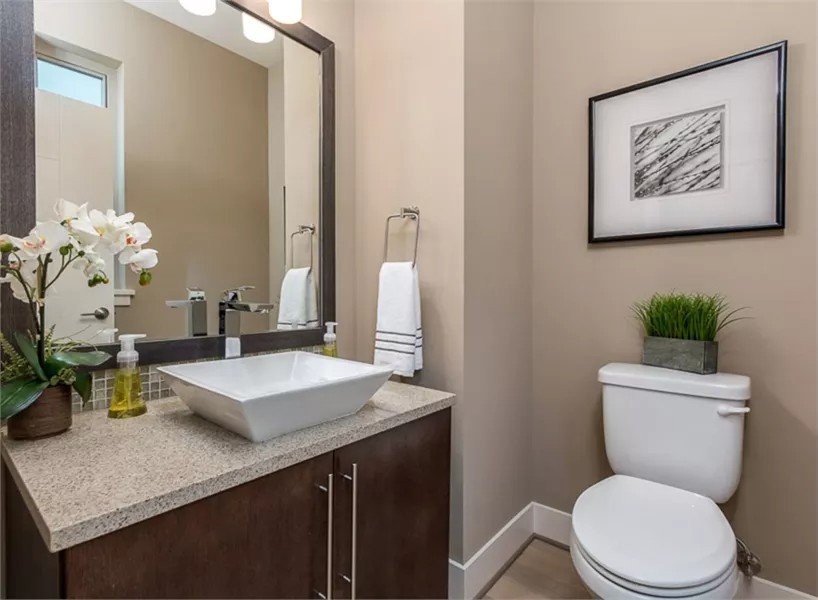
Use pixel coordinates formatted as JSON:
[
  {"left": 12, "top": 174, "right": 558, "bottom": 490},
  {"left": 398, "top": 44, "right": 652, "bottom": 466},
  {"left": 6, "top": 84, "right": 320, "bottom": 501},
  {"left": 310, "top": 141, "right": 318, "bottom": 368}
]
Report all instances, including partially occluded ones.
[{"left": 570, "top": 363, "right": 751, "bottom": 600}]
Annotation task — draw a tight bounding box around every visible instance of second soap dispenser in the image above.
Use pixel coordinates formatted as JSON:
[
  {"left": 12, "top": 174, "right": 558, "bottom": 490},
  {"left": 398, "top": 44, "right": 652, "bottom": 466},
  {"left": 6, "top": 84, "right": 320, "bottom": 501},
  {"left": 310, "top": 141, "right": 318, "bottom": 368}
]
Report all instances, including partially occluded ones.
[{"left": 322, "top": 322, "right": 338, "bottom": 357}]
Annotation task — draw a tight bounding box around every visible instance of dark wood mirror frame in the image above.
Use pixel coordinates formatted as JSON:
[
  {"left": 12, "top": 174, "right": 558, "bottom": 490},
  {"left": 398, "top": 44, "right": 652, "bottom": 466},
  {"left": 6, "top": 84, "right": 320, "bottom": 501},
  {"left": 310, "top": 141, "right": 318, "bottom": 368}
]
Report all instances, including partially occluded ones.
[{"left": 0, "top": 0, "right": 335, "bottom": 369}]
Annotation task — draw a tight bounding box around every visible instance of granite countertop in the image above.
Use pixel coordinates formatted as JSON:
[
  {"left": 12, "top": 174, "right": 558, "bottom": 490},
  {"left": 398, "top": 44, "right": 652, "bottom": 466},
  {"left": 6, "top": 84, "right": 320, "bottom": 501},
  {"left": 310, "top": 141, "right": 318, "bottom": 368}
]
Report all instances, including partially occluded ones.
[{"left": 2, "top": 381, "right": 454, "bottom": 553}]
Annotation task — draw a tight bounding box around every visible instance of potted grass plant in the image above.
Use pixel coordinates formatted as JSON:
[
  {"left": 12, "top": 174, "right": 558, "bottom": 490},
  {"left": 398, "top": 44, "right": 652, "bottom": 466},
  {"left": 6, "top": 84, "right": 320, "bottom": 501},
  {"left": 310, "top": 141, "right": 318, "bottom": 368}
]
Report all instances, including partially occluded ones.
[
  {"left": 0, "top": 199, "right": 158, "bottom": 439},
  {"left": 631, "top": 292, "right": 747, "bottom": 375}
]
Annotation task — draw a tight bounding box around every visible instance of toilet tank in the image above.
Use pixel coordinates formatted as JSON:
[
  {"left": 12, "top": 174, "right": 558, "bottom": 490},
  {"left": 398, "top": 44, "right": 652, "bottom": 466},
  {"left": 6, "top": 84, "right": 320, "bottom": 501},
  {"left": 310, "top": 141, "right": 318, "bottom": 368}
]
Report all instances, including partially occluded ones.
[{"left": 599, "top": 363, "right": 751, "bottom": 503}]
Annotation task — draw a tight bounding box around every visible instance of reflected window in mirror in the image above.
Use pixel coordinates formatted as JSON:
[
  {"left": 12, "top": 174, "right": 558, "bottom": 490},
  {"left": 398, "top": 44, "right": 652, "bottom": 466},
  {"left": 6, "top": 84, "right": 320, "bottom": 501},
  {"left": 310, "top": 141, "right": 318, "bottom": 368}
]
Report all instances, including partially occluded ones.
[
  {"left": 32, "top": 0, "right": 322, "bottom": 345},
  {"left": 36, "top": 55, "right": 107, "bottom": 107}
]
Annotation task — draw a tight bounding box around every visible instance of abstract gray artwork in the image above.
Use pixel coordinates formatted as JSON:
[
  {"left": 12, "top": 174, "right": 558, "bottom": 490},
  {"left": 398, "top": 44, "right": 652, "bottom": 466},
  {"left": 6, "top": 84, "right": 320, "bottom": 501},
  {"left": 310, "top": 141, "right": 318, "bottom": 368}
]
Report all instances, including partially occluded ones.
[{"left": 631, "top": 106, "right": 724, "bottom": 200}]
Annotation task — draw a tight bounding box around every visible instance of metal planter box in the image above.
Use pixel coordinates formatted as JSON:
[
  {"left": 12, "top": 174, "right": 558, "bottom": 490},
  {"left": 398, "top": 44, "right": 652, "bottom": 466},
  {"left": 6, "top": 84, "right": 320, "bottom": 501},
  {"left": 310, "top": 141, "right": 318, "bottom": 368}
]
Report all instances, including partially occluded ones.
[{"left": 642, "top": 336, "right": 718, "bottom": 375}]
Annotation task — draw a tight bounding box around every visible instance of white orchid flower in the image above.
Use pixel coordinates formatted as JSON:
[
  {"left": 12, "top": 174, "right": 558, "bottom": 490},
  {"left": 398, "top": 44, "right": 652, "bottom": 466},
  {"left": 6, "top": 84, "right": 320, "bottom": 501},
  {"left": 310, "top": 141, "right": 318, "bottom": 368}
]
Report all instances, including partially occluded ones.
[
  {"left": 66, "top": 205, "right": 102, "bottom": 249},
  {"left": 16, "top": 221, "right": 70, "bottom": 259},
  {"left": 75, "top": 252, "right": 107, "bottom": 278},
  {"left": 1, "top": 200, "right": 157, "bottom": 315},
  {"left": 54, "top": 199, "right": 88, "bottom": 223},
  {"left": 0, "top": 254, "right": 39, "bottom": 301},
  {"left": 125, "top": 222, "right": 152, "bottom": 248},
  {"left": 89, "top": 209, "right": 131, "bottom": 253},
  {"left": 119, "top": 247, "right": 158, "bottom": 273}
]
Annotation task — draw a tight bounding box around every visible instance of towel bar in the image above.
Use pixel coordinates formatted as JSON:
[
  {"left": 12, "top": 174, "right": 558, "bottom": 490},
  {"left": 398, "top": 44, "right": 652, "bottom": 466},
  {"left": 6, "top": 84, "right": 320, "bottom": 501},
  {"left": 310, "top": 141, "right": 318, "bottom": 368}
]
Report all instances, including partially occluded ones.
[
  {"left": 289, "top": 224, "right": 315, "bottom": 270},
  {"left": 383, "top": 206, "right": 420, "bottom": 266}
]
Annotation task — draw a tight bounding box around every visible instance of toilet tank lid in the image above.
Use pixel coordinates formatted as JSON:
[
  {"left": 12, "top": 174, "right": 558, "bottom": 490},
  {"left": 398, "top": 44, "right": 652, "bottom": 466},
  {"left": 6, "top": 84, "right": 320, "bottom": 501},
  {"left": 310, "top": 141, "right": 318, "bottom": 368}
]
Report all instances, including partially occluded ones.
[{"left": 598, "top": 363, "right": 750, "bottom": 400}]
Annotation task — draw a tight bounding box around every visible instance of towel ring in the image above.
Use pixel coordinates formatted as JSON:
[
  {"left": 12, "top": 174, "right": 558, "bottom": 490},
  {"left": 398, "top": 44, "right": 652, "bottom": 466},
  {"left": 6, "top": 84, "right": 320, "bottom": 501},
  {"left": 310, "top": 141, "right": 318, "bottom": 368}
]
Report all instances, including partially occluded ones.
[
  {"left": 289, "top": 224, "right": 315, "bottom": 270},
  {"left": 383, "top": 207, "right": 420, "bottom": 266}
]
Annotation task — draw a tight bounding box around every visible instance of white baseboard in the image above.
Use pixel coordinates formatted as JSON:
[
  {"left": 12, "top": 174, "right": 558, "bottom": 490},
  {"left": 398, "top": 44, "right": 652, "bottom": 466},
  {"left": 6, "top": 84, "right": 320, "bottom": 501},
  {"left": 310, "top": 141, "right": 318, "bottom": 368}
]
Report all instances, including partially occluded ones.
[
  {"left": 531, "top": 502, "right": 571, "bottom": 545},
  {"left": 449, "top": 502, "right": 815, "bottom": 600},
  {"left": 449, "top": 502, "right": 534, "bottom": 599},
  {"left": 736, "top": 575, "right": 818, "bottom": 600}
]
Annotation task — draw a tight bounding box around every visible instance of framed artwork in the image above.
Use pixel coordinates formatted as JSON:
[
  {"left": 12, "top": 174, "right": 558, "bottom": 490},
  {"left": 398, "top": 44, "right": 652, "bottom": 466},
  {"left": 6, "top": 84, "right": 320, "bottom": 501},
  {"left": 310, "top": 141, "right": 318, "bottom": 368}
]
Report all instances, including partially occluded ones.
[{"left": 588, "top": 41, "right": 787, "bottom": 243}]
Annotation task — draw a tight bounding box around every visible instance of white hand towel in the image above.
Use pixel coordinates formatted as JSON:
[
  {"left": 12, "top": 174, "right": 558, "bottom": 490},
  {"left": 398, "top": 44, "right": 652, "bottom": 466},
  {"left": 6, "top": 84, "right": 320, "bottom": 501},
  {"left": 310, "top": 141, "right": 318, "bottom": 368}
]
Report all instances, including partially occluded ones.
[
  {"left": 277, "top": 267, "right": 318, "bottom": 330},
  {"left": 374, "top": 262, "right": 423, "bottom": 377}
]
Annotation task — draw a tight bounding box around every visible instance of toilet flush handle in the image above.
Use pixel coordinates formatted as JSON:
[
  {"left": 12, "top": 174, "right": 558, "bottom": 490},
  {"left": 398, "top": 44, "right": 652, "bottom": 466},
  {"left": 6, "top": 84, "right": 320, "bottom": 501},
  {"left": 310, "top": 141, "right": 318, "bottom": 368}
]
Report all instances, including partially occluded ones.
[{"left": 717, "top": 405, "right": 751, "bottom": 417}]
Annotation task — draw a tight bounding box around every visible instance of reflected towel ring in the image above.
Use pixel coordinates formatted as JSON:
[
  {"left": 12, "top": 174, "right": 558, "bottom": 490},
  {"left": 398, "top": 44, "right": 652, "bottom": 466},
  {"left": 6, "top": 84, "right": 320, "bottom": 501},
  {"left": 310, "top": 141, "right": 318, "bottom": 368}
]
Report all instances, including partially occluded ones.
[
  {"left": 289, "top": 224, "right": 315, "bottom": 270},
  {"left": 383, "top": 206, "right": 420, "bottom": 266}
]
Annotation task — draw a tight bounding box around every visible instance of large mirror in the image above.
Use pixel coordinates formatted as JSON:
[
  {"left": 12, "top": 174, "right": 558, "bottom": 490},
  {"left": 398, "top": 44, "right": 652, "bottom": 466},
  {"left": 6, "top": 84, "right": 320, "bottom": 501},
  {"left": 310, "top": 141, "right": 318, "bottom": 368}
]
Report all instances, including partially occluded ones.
[{"left": 31, "top": 0, "right": 331, "bottom": 350}]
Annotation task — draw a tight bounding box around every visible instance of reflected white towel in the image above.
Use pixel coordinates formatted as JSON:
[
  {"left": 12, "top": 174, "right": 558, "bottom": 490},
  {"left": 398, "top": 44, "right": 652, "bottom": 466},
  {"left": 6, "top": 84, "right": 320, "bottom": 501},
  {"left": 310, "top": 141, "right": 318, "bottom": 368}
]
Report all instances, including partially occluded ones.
[
  {"left": 374, "top": 262, "right": 422, "bottom": 377},
  {"left": 278, "top": 267, "right": 318, "bottom": 330}
]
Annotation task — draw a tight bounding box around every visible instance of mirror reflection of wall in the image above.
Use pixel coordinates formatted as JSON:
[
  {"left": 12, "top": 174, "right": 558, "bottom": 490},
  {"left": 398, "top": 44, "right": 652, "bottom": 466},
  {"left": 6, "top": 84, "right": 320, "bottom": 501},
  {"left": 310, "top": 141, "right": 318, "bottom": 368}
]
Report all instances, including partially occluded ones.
[{"left": 33, "top": 0, "right": 320, "bottom": 343}]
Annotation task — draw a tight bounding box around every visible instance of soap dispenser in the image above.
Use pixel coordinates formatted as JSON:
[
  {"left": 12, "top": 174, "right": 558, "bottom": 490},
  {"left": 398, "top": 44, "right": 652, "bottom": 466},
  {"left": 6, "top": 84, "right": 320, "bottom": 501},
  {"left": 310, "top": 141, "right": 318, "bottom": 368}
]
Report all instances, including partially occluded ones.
[
  {"left": 322, "top": 322, "right": 338, "bottom": 357},
  {"left": 108, "top": 334, "right": 148, "bottom": 419}
]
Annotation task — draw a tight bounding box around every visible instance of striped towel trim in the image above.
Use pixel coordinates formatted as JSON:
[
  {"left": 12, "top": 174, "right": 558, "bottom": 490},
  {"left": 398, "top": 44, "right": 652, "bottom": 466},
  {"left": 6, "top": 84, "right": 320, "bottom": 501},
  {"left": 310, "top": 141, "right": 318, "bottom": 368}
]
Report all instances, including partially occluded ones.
[
  {"left": 374, "top": 345, "right": 416, "bottom": 356},
  {"left": 375, "top": 337, "right": 417, "bottom": 348},
  {"left": 376, "top": 330, "right": 417, "bottom": 338}
]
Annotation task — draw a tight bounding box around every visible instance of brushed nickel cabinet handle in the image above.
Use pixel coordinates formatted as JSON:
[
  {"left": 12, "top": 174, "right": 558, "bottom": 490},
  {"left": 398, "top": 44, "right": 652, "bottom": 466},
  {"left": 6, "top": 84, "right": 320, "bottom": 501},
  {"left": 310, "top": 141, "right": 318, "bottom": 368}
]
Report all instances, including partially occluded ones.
[
  {"left": 317, "top": 474, "right": 334, "bottom": 599},
  {"left": 341, "top": 465, "right": 358, "bottom": 599},
  {"left": 349, "top": 463, "right": 358, "bottom": 600}
]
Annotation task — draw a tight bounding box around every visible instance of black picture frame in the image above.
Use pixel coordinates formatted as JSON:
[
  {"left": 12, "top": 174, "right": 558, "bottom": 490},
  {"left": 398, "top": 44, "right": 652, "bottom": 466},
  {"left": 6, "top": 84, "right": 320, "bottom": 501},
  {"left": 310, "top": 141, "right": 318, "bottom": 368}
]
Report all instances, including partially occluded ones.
[
  {"left": 588, "top": 40, "right": 787, "bottom": 244},
  {"left": 0, "top": 0, "right": 335, "bottom": 369}
]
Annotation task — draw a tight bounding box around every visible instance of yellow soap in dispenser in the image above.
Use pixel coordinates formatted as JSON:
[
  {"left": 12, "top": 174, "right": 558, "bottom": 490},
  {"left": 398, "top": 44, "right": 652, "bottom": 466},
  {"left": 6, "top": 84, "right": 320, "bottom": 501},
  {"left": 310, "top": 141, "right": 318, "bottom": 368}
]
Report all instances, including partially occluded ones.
[
  {"left": 108, "top": 334, "right": 148, "bottom": 419},
  {"left": 322, "top": 322, "right": 338, "bottom": 357}
]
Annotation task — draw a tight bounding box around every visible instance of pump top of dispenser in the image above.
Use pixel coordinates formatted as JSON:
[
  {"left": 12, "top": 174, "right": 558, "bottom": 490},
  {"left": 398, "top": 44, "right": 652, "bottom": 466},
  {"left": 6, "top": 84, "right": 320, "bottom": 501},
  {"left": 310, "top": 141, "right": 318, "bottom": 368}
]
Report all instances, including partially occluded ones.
[
  {"left": 118, "top": 334, "right": 146, "bottom": 364},
  {"left": 324, "top": 322, "right": 338, "bottom": 343}
]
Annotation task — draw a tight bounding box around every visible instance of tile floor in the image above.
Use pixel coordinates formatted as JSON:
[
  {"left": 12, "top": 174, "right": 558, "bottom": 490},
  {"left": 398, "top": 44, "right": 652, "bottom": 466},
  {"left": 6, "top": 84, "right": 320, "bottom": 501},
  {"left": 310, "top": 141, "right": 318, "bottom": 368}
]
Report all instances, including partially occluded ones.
[{"left": 483, "top": 538, "right": 591, "bottom": 599}]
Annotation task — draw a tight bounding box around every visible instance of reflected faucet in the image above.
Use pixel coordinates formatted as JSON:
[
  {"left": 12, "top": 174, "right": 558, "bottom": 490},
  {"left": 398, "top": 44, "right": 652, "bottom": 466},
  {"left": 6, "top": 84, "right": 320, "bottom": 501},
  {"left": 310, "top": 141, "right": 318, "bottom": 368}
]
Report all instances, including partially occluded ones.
[
  {"left": 219, "top": 286, "right": 276, "bottom": 358},
  {"left": 166, "top": 287, "right": 208, "bottom": 337}
]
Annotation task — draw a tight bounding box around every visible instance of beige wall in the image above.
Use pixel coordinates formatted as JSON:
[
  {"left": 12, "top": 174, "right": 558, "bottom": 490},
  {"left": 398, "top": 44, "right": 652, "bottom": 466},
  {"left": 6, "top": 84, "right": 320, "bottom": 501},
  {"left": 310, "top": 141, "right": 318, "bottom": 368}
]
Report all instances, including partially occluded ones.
[
  {"left": 531, "top": 1, "right": 817, "bottom": 593},
  {"left": 35, "top": 0, "right": 270, "bottom": 339},
  {"left": 463, "top": 0, "right": 534, "bottom": 560},
  {"left": 353, "top": 0, "right": 466, "bottom": 560}
]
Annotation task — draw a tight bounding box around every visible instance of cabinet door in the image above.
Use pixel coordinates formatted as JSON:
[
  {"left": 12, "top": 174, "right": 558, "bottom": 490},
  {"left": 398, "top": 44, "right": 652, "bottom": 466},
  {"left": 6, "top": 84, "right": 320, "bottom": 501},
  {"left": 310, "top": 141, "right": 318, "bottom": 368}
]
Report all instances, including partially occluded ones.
[
  {"left": 64, "top": 453, "right": 334, "bottom": 599},
  {"left": 332, "top": 409, "right": 451, "bottom": 599}
]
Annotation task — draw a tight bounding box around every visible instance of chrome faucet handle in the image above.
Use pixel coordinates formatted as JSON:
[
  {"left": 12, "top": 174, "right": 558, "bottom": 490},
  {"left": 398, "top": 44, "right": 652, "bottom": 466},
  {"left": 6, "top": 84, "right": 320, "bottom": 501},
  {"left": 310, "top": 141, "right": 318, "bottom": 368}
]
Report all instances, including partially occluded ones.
[{"left": 222, "top": 285, "right": 255, "bottom": 302}]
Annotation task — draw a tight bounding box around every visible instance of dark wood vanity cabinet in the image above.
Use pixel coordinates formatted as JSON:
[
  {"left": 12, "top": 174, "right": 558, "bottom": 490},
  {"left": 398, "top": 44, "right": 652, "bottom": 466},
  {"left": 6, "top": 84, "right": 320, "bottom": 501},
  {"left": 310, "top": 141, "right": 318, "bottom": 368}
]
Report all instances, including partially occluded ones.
[
  {"left": 63, "top": 452, "right": 336, "bottom": 599},
  {"left": 4, "top": 409, "right": 451, "bottom": 600},
  {"left": 332, "top": 408, "right": 451, "bottom": 599}
]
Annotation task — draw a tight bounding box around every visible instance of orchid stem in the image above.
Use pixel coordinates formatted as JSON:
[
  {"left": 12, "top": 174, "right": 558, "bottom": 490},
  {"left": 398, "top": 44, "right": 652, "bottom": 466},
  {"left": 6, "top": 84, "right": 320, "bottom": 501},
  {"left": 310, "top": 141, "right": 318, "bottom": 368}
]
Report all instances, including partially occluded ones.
[
  {"left": 45, "top": 252, "right": 78, "bottom": 291},
  {"left": 4, "top": 262, "right": 41, "bottom": 341},
  {"left": 37, "top": 255, "right": 49, "bottom": 365}
]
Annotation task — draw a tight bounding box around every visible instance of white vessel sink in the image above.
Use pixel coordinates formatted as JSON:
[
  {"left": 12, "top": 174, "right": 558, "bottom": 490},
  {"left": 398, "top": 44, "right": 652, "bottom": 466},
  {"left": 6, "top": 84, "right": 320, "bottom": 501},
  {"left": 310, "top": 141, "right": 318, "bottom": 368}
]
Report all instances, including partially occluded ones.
[{"left": 158, "top": 352, "right": 393, "bottom": 442}]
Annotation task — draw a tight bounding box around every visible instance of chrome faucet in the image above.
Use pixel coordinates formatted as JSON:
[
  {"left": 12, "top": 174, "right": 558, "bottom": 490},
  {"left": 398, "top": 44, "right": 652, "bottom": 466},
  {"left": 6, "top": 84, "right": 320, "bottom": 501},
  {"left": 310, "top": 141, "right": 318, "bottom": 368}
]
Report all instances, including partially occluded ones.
[{"left": 219, "top": 286, "right": 276, "bottom": 358}]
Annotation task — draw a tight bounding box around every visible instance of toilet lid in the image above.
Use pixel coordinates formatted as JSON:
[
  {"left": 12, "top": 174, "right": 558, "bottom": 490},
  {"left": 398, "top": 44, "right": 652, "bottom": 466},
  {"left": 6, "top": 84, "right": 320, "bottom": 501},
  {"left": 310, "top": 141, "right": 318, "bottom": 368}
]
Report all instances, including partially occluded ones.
[{"left": 572, "top": 475, "right": 736, "bottom": 589}]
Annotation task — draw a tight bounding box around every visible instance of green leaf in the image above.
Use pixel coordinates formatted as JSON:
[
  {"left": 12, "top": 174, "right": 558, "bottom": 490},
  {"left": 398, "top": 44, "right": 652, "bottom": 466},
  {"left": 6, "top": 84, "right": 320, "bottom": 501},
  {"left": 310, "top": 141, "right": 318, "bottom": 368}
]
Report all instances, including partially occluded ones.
[
  {"left": 49, "top": 351, "right": 110, "bottom": 368},
  {"left": 1, "top": 379, "right": 49, "bottom": 419},
  {"left": 13, "top": 333, "right": 46, "bottom": 382},
  {"left": 42, "top": 355, "right": 62, "bottom": 380},
  {"left": 72, "top": 371, "right": 92, "bottom": 403}
]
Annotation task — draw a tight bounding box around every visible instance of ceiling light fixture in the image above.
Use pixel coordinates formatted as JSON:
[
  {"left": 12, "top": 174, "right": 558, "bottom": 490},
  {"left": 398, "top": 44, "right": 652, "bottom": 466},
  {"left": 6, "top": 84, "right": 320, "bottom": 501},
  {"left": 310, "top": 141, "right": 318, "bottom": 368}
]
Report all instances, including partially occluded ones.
[
  {"left": 242, "top": 13, "right": 276, "bottom": 44},
  {"left": 179, "top": 0, "right": 216, "bottom": 16},
  {"left": 268, "top": 0, "right": 301, "bottom": 24}
]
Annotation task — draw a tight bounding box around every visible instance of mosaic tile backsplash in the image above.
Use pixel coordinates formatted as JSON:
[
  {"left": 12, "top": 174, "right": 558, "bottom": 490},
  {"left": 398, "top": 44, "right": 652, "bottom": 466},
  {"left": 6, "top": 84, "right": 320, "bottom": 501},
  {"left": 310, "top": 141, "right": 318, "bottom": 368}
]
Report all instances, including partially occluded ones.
[{"left": 71, "top": 346, "right": 322, "bottom": 413}]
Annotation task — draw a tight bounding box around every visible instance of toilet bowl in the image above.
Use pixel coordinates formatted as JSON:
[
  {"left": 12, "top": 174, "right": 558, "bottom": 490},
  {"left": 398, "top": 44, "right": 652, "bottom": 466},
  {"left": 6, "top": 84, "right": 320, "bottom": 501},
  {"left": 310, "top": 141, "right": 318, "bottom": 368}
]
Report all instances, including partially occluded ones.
[
  {"left": 569, "top": 364, "right": 751, "bottom": 600},
  {"left": 569, "top": 475, "right": 738, "bottom": 599}
]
